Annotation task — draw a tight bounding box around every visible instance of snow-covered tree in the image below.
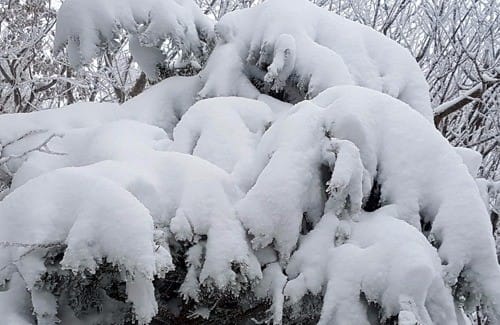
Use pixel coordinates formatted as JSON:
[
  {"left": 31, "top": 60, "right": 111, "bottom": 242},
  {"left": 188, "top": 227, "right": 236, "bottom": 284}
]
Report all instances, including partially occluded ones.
[
  {"left": 0, "top": 0, "right": 499, "bottom": 324},
  {"left": 312, "top": 0, "right": 500, "bottom": 180}
]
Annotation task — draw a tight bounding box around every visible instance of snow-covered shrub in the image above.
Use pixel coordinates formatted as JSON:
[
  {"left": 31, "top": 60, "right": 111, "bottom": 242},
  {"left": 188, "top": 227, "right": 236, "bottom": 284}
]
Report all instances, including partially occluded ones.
[{"left": 1, "top": 0, "right": 499, "bottom": 324}]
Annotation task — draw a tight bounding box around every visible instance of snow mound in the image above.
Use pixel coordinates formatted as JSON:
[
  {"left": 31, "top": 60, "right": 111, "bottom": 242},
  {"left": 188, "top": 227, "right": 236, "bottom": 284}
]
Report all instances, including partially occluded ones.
[
  {"left": 0, "top": 273, "right": 33, "bottom": 325},
  {"left": 454, "top": 147, "right": 483, "bottom": 177},
  {"left": 1, "top": 80, "right": 498, "bottom": 325},
  {"left": 0, "top": 104, "right": 261, "bottom": 322},
  {"left": 237, "top": 98, "right": 369, "bottom": 261},
  {"left": 0, "top": 102, "right": 119, "bottom": 142},
  {"left": 237, "top": 85, "right": 500, "bottom": 321},
  {"left": 171, "top": 97, "right": 273, "bottom": 176},
  {"left": 236, "top": 105, "right": 328, "bottom": 260},
  {"left": 85, "top": 154, "right": 262, "bottom": 296},
  {"left": 0, "top": 168, "right": 168, "bottom": 324},
  {"left": 318, "top": 207, "right": 456, "bottom": 325},
  {"left": 3, "top": 116, "right": 262, "bottom": 295}
]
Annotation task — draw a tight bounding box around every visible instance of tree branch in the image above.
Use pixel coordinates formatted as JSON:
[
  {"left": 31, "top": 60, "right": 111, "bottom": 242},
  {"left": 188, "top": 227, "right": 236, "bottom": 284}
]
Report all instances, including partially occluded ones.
[{"left": 434, "top": 77, "right": 499, "bottom": 126}]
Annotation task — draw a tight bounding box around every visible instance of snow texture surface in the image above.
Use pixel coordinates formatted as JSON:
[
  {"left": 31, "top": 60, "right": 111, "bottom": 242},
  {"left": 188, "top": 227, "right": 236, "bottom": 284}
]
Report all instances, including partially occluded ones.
[{"left": 1, "top": 0, "right": 499, "bottom": 324}]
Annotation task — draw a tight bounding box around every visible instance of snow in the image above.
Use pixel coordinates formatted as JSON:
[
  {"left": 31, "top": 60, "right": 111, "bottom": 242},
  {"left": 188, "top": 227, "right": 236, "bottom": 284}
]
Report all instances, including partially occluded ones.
[
  {"left": 318, "top": 207, "right": 456, "bottom": 325},
  {"left": 55, "top": 0, "right": 214, "bottom": 79},
  {"left": 70, "top": 154, "right": 261, "bottom": 294},
  {"left": 1, "top": 148, "right": 262, "bottom": 322},
  {"left": 236, "top": 85, "right": 500, "bottom": 321},
  {"left": 9, "top": 120, "right": 169, "bottom": 189},
  {"left": 171, "top": 97, "right": 273, "bottom": 174},
  {"left": 1, "top": 0, "right": 499, "bottom": 323},
  {"left": 314, "top": 86, "right": 500, "bottom": 316},
  {"left": 122, "top": 75, "right": 201, "bottom": 135},
  {"left": 0, "top": 102, "right": 120, "bottom": 141},
  {"left": 455, "top": 147, "right": 483, "bottom": 177},
  {"left": 0, "top": 273, "right": 33, "bottom": 325},
  {"left": 55, "top": 0, "right": 433, "bottom": 120},
  {"left": 284, "top": 212, "right": 340, "bottom": 303},
  {"left": 255, "top": 262, "right": 287, "bottom": 324},
  {"left": 214, "top": 0, "right": 433, "bottom": 120},
  {"left": 236, "top": 103, "right": 327, "bottom": 260},
  {"left": 0, "top": 168, "right": 165, "bottom": 324},
  {"left": 197, "top": 43, "right": 260, "bottom": 99},
  {"left": 2, "top": 85, "right": 495, "bottom": 324}
]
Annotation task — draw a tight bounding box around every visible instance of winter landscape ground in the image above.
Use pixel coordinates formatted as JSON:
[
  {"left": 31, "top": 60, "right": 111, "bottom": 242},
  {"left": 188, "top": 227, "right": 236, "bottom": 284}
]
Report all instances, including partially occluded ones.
[{"left": 0, "top": 0, "right": 499, "bottom": 324}]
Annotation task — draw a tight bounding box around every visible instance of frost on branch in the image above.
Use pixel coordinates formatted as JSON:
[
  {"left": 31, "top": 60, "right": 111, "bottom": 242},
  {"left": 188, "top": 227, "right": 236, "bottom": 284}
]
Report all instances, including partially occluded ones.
[{"left": 54, "top": 0, "right": 214, "bottom": 79}]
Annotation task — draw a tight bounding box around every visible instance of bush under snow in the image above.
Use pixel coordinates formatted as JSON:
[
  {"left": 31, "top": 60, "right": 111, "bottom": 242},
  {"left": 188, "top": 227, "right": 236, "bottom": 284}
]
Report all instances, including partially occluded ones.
[{"left": 1, "top": 0, "right": 499, "bottom": 324}]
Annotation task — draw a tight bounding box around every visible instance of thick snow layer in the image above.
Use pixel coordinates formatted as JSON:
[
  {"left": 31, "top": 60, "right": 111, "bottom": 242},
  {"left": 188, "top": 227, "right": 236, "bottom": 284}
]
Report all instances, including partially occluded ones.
[
  {"left": 5, "top": 118, "right": 262, "bottom": 294},
  {"left": 236, "top": 98, "right": 369, "bottom": 261},
  {"left": 0, "top": 100, "right": 262, "bottom": 321},
  {"left": 9, "top": 120, "right": 170, "bottom": 189},
  {"left": 0, "top": 102, "right": 119, "bottom": 141},
  {"left": 236, "top": 105, "right": 328, "bottom": 260},
  {"left": 235, "top": 85, "right": 500, "bottom": 321},
  {"left": 197, "top": 43, "right": 260, "bottom": 99},
  {"left": 215, "top": 0, "right": 433, "bottom": 120},
  {"left": 82, "top": 154, "right": 261, "bottom": 293},
  {"left": 0, "top": 76, "right": 201, "bottom": 183},
  {"left": 284, "top": 212, "right": 340, "bottom": 304},
  {"left": 1, "top": 82, "right": 499, "bottom": 323},
  {"left": 318, "top": 207, "right": 456, "bottom": 325},
  {"left": 55, "top": 0, "right": 214, "bottom": 79},
  {"left": 455, "top": 147, "right": 483, "bottom": 177},
  {"left": 254, "top": 262, "right": 287, "bottom": 324},
  {"left": 171, "top": 97, "right": 273, "bottom": 174},
  {"left": 0, "top": 168, "right": 165, "bottom": 324},
  {"left": 122, "top": 75, "right": 202, "bottom": 135},
  {"left": 314, "top": 86, "right": 500, "bottom": 316},
  {"left": 1, "top": 151, "right": 261, "bottom": 322},
  {"left": 0, "top": 273, "right": 33, "bottom": 325}
]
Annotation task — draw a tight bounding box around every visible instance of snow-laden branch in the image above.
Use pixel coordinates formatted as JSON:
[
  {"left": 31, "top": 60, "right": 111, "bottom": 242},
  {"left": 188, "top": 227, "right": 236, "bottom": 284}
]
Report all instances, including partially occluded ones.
[
  {"left": 0, "top": 241, "right": 63, "bottom": 249},
  {"left": 54, "top": 0, "right": 215, "bottom": 79},
  {"left": 434, "top": 74, "right": 499, "bottom": 125},
  {"left": 209, "top": 0, "right": 434, "bottom": 120},
  {"left": 0, "top": 131, "right": 64, "bottom": 166}
]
